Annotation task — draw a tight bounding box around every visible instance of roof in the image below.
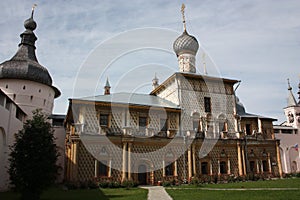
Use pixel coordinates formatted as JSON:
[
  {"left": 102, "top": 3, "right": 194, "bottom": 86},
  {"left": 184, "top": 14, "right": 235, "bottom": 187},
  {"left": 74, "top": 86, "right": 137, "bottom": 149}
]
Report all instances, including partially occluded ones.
[
  {"left": 273, "top": 125, "right": 297, "bottom": 130},
  {"left": 239, "top": 113, "right": 277, "bottom": 121},
  {"left": 72, "top": 92, "right": 180, "bottom": 109},
  {"left": 151, "top": 72, "right": 239, "bottom": 95},
  {"left": 0, "top": 12, "right": 61, "bottom": 98}
]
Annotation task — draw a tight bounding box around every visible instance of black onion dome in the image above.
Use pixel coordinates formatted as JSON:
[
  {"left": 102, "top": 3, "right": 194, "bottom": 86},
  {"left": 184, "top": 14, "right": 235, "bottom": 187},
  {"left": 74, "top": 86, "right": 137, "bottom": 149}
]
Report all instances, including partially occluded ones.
[
  {"left": 24, "top": 17, "right": 37, "bottom": 31},
  {"left": 173, "top": 30, "right": 199, "bottom": 56},
  {"left": 236, "top": 97, "right": 246, "bottom": 115},
  {"left": 0, "top": 12, "right": 60, "bottom": 98}
]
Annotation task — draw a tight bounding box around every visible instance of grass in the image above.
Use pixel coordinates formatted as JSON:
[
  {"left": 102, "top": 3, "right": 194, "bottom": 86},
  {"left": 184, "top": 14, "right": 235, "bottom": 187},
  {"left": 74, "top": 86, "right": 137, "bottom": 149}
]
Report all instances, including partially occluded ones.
[
  {"left": 166, "top": 178, "right": 300, "bottom": 200},
  {"left": 166, "top": 189, "right": 300, "bottom": 200},
  {"left": 0, "top": 187, "right": 147, "bottom": 200}
]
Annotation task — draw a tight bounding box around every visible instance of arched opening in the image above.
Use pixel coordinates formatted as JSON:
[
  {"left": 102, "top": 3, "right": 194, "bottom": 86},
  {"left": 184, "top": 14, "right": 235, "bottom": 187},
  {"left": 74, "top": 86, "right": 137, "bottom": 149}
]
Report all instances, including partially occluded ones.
[
  {"left": 291, "top": 161, "right": 298, "bottom": 173},
  {"left": 138, "top": 164, "right": 147, "bottom": 185},
  {"left": 289, "top": 147, "right": 298, "bottom": 173}
]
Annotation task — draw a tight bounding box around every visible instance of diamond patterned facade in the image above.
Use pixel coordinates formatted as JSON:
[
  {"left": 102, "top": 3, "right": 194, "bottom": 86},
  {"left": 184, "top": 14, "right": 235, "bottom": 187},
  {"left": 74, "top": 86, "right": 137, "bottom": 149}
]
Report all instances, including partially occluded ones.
[{"left": 65, "top": 29, "right": 283, "bottom": 186}]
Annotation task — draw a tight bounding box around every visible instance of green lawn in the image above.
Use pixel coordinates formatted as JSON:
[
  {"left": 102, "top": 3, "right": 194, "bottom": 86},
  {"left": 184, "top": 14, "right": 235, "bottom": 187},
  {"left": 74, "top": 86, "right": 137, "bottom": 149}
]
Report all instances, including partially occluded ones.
[
  {"left": 166, "top": 178, "right": 300, "bottom": 200},
  {"left": 0, "top": 187, "right": 147, "bottom": 200}
]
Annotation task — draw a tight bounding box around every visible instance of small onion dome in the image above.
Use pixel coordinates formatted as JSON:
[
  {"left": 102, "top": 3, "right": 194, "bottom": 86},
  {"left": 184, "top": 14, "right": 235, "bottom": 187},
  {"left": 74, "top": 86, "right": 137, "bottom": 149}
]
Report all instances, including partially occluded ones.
[
  {"left": 24, "top": 17, "right": 37, "bottom": 31},
  {"left": 173, "top": 30, "right": 199, "bottom": 56},
  {"left": 236, "top": 97, "right": 246, "bottom": 115}
]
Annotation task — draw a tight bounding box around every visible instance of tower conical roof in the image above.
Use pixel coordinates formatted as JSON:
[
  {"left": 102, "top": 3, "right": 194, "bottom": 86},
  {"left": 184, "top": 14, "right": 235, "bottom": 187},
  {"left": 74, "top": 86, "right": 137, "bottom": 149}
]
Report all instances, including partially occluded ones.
[
  {"left": 287, "top": 79, "right": 297, "bottom": 107},
  {"left": 0, "top": 8, "right": 60, "bottom": 97}
]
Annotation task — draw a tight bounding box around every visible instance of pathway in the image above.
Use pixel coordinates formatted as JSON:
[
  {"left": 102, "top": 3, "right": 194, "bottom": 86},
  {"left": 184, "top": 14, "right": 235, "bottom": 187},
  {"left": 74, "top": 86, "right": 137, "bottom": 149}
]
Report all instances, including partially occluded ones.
[{"left": 140, "top": 186, "right": 173, "bottom": 200}]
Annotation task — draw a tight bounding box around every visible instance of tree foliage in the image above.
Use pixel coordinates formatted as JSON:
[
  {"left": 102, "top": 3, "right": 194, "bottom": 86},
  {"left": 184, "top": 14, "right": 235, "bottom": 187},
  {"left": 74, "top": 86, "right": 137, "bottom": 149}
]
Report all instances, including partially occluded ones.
[{"left": 9, "top": 109, "right": 59, "bottom": 200}]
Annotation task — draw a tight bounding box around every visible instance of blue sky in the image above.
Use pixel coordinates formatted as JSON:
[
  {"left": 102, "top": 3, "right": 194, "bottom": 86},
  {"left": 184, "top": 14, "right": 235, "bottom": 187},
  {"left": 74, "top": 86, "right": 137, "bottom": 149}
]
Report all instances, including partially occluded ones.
[{"left": 0, "top": 0, "right": 300, "bottom": 123}]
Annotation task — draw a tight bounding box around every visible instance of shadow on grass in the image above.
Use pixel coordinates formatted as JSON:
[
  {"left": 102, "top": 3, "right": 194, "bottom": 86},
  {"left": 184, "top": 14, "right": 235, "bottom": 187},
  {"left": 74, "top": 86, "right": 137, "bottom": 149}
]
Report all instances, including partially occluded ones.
[{"left": 0, "top": 188, "right": 109, "bottom": 200}]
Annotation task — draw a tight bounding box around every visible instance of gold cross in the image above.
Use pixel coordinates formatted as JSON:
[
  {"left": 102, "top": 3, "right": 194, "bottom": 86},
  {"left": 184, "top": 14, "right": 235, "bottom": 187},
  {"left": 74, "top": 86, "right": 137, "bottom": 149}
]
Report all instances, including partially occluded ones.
[{"left": 181, "top": 4, "right": 186, "bottom": 31}]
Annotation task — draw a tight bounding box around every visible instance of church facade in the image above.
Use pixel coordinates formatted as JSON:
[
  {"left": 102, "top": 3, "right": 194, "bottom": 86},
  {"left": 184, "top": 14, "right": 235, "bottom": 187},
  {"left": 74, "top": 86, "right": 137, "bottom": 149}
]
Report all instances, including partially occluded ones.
[
  {"left": 65, "top": 18, "right": 282, "bottom": 185},
  {"left": 274, "top": 80, "right": 300, "bottom": 174}
]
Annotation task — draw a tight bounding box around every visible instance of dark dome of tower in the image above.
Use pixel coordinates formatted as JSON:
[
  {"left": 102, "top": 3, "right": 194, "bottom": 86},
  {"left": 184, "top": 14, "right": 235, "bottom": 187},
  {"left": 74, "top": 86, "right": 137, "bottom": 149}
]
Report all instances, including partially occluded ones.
[
  {"left": 0, "top": 10, "right": 60, "bottom": 98},
  {"left": 173, "top": 30, "right": 199, "bottom": 56},
  {"left": 24, "top": 17, "right": 37, "bottom": 31}
]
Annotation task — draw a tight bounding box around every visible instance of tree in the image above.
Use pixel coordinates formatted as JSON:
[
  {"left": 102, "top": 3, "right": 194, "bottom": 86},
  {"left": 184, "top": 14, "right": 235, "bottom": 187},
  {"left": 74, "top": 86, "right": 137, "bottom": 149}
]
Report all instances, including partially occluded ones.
[{"left": 9, "top": 109, "right": 59, "bottom": 200}]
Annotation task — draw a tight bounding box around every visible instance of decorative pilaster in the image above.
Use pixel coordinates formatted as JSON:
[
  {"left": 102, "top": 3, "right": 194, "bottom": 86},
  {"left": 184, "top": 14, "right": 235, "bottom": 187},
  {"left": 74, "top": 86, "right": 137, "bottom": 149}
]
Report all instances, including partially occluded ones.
[
  {"left": 94, "top": 160, "right": 98, "bottom": 177},
  {"left": 122, "top": 143, "right": 127, "bottom": 181},
  {"left": 192, "top": 145, "right": 196, "bottom": 176},
  {"left": 241, "top": 147, "right": 246, "bottom": 175},
  {"left": 268, "top": 154, "right": 272, "bottom": 173},
  {"left": 174, "top": 160, "right": 178, "bottom": 177},
  {"left": 162, "top": 160, "right": 165, "bottom": 177},
  {"left": 227, "top": 158, "right": 231, "bottom": 174},
  {"left": 237, "top": 142, "right": 243, "bottom": 176},
  {"left": 276, "top": 141, "right": 283, "bottom": 177},
  {"left": 188, "top": 147, "right": 192, "bottom": 180},
  {"left": 128, "top": 143, "right": 132, "bottom": 180}
]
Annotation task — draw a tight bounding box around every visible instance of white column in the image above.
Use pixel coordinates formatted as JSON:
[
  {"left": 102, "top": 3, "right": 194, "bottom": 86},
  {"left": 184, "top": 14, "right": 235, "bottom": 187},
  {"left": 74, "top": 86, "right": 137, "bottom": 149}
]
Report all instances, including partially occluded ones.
[
  {"left": 227, "top": 159, "right": 231, "bottom": 174},
  {"left": 122, "top": 143, "right": 127, "bottom": 181},
  {"left": 210, "top": 161, "right": 213, "bottom": 175},
  {"left": 283, "top": 150, "right": 287, "bottom": 173},
  {"left": 258, "top": 118, "right": 262, "bottom": 133},
  {"left": 192, "top": 145, "right": 196, "bottom": 176},
  {"left": 174, "top": 160, "right": 178, "bottom": 177},
  {"left": 268, "top": 154, "right": 272, "bottom": 173},
  {"left": 256, "top": 159, "right": 260, "bottom": 173},
  {"left": 188, "top": 147, "right": 192, "bottom": 179},
  {"left": 94, "top": 160, "right": 98, "bottom": 177},
  {"left": 162, "top": 160, "right": 165, "bottom": 177},
  {"left": 108, "top": 159, "right": 112, "bottom": 177},
  {"left": 218, "top": 160, "right": 220, "bottom": 174},
  {"left": 128, "top": 143, "right": 132, "bottom": 180}
]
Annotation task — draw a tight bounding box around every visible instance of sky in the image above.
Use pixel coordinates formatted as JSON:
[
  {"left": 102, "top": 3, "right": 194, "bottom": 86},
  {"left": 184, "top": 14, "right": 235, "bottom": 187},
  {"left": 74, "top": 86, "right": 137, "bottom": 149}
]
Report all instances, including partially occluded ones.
[{"left": 0, "top": 0, "right": 300, "bottom": 123}]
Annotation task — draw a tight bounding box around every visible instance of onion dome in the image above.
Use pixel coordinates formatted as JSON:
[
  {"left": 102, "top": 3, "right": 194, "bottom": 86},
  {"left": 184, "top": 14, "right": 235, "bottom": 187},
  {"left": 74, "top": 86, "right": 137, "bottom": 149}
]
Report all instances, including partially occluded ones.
[
  {"left": 173, "top": 30, "right": 199, "bottom": 57},
  {"left": 0, "top": 8, "right": 60, "bottom": 97},
  {"left": 236, "top": 97, "right": 246, "bottom": 115}
]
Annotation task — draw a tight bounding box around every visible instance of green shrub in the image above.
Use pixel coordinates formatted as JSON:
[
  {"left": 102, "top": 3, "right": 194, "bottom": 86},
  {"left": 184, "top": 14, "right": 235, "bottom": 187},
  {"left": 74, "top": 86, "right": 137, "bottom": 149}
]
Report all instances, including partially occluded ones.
[
  {"left": 121, "top": 180, "right": 136, "bottom": 188},
  {"left": 98, "top": 181, "right": 109, "bottom": 188}
]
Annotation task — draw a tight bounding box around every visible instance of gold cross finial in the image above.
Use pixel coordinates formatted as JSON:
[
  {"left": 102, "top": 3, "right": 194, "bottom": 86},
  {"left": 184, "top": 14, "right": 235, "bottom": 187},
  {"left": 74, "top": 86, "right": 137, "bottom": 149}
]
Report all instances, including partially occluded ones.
[
  {"left": 31, "top": 4, "right": 37, "bottom": 18},
  {"left": 181, "top": 3, "right": 186, "bottom": 31}
]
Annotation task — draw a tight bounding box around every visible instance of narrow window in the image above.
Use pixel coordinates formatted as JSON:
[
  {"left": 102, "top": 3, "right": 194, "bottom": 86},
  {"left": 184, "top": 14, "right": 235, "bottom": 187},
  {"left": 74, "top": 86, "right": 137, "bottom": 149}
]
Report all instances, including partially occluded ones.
[
  {"left": 165, "top": 162, "right": 174, "bottom": 176},
  {"left": 220, "top": 161, "right": 227, "bottom": 174},
  {"left": 204, "top": 97, "right": 211, "bottom": 113},
  {"left": 250, "top": 161, "right": 255, "bottom": 172},
  {"left": 160, "top": 118, "right": 168, "bottom": 132},
  {"left": 23, "top": 85, "right": 26, "bottom": 90},
  {"left": 139, "top": 117, "right": 147, "bottom": 129},
  {"left": 246, "top": 124, "right": 251, "bottom": 135},
  {"left": 262, "top": 160, "right": 268, "bottom": 172},
  {"left": 99, "top": 114, "right": 109, "bottom": 127},
  {"left": 201, "top": 162, "right": 208, "bottom": 174},
  {"left": 99, "top": 160, "right": 108, "bottom": 176}
]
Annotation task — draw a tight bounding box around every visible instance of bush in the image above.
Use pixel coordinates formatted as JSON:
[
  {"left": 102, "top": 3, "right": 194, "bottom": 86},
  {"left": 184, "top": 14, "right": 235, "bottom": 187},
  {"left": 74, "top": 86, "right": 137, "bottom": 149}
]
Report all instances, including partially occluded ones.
[
  {"left": 162, "top": 181, "right": 171, "bottom": 187},
  {"left": 121, "top": 180, "right": 136, "bottom": 188},
  {"left": 190, "top": 177, "right": 200, "bottom": 185},
  {"left": 98, "top": 181, "right": 109, "bottom": 188}
]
